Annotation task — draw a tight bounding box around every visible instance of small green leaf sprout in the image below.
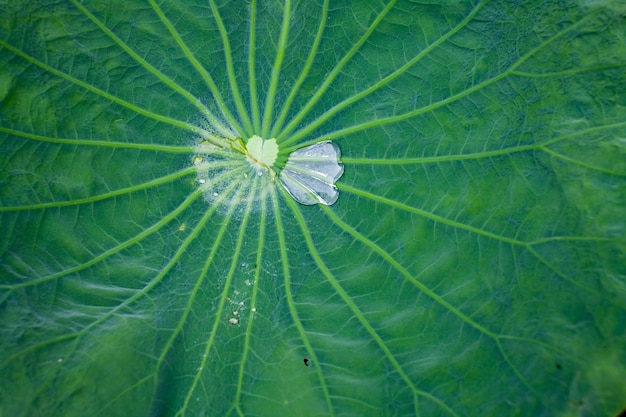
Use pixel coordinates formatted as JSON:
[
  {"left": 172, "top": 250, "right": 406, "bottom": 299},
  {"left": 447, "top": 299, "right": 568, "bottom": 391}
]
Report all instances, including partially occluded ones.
[{"left": 244, "top": 135, "right": 279, "bottom": 179}]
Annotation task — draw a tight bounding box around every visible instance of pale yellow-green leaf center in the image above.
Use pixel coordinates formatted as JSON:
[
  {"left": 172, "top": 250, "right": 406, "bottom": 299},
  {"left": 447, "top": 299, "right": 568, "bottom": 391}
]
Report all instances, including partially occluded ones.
[{"left": 245, "top": 135, "right": 278, "bottom": 170}]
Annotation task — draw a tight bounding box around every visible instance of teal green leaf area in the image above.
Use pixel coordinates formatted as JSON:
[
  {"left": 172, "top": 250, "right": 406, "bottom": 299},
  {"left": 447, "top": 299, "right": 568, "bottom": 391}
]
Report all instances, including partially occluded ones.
[{"left": 2, "top": 1, "right": 626, "bottom": 416}]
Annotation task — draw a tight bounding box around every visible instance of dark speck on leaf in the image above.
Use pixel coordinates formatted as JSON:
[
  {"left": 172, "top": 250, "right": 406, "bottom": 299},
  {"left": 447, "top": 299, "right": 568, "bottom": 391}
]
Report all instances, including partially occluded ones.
[{"left": 303, "top": 358, "right": 309, "bottom": 366}]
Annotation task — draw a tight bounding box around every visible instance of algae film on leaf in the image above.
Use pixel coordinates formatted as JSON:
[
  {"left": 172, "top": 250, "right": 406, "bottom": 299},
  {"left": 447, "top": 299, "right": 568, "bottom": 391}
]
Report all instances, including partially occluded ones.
[{"left": 279, "top": 141, "right": 345, "bottom": 205}]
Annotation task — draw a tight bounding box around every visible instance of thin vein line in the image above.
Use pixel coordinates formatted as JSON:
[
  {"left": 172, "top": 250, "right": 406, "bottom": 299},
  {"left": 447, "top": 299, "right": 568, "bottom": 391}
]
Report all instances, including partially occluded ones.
[
  {"left": 271, "top": 186, "right": 336, "bottom": 417},
  {"left": 276, "top": 0, "right": 398, "bottom": 143},
  {"left": 208, "top": 0, "right": 254, "bottom": 135},
  {"left": 178, "top": 182, "right": 254, "bottom": 416},
  {"left": 147, "top": 0, "right": 243, "bottom": 137},
  {"left": 541, "top": 147, "right": 626, "bottom": 176},
  {"left": 511, "top": 62, "right": 626, "bottom": 78},
  {"left": 0, "top": 166, "right": 198, "bottom": 212},
  {"left": 261, "top": 0, "right": 291, "bottom": 137},
  {"left": 270, "top": 0, "right": 329, "bottom": 138},
  {"left": 0, "top": 126, "right": 194, "bottom": 153},
  {"left": 69, "top": 0, "right": 220, "bottom": 127},
  {"left": 288, "top": 11, "right": 601, "bottom": 150},
  {"left": 0, "top": 39, "right": 201, "bottom": 135},
  {"left": 338, "top": 182, "right": 524, "bottom": 246},
  {"left": 1, "top": 180, "right": 237, "bottom": 373},
  {"left": 342, "top": 144, "right": 537, "bottom": 165},
  {"left": 282, "top": 186, "right": 459, "bottom": 417},
  {"left": 0, "top": 168, "right": 244, "bottom": 291},
  {"left": 232, "top": 177, "right": 266, "bottom": 417},
  {"left": 281, "top": 0, "right": 487, "bottom": 147},
  {"left": 248, "top": 0, "right": 261, "bottom": 133},
  {"left": 155, "top": 180, "right": 246, "bottom": 404},
  {"left": 320, "top": 204, "right": 497, "bottom": 338}
]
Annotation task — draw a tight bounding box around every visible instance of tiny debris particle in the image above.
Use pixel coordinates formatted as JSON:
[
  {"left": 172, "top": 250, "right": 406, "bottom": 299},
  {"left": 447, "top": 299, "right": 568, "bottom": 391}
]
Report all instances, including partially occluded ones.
[
  {"left": 251, "top": 307, "right": 257, "bottom": 312},
  {"left": 228, "top": 318, "right": 238, "bottom": 325},
  {"left": 198, "top": 179, "right": 206, "bottom": 184},
  {"left": 303, "top": 358, "right": 309, "bottom": 366}
]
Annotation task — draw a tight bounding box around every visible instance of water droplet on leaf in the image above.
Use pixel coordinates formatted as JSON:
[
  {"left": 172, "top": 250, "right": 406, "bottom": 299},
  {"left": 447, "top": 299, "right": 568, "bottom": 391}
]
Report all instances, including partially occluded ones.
[{"left": 279, "top": 141, "right": 344, "bottom": 205}]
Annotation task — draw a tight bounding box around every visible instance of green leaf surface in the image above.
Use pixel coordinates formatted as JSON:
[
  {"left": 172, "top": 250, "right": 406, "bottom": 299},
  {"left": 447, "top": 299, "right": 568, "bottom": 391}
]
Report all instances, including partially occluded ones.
[{"left": 1, "top": 1, "right": 625, "bottom": 416}]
